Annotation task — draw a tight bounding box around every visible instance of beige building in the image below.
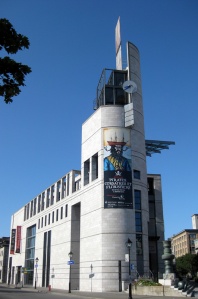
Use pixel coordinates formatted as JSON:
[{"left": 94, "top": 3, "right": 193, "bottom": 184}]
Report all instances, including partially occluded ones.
[{"left": 171, "top": 229, "right": 198, "bottom": 258}]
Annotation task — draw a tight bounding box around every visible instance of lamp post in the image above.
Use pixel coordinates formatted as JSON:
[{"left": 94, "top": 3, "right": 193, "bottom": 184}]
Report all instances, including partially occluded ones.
[
  {"left": 68, "top": 251, "right": 73, "bottom": 293},
  {"left": 126, "top": 238, "right": 132, "bottom": 299},
  {"left": 34, "top": 257, "right": 39, "bottom": 289}
]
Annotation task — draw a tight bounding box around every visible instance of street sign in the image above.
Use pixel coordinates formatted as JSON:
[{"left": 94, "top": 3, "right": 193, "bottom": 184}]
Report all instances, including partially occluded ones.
[
  {"left": 131, "top": 263, "right": 134, "bottom": 270},
  {"left": 67, "top": 260, "right": 74, "bottom": 265}
]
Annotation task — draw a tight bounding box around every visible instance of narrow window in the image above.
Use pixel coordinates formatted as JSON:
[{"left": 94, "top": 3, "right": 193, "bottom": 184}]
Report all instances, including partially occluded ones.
[
  {"left": 84, "top": 159, "right": 90, "bottom": 185},
  {"left": 51, "top": 185, "right": 55, "bottom": 205},
  {"left": 52, "top": 211, "right": 54, "bottom": 223},
  {"left": 61, "top": 207, "right": 63, "bottom": 219},
  {"left": 135, "top": 212, "right": 142, "bottom": 232},
  {"left": 38, "top": 219, "right": 40, "bottom": 229},
  {"left": 62, "top": 177, "right": 66, "bottom": 199},
  {"left": 41, "top": 217, "right": 43, "bottom": 228},
  {"left": 26, "top": 203, "right": 30, "bottom": 220},
  {"left": 45, "top": 215, "right": 47, "bottom": 226},
  {"left": 65, "top": 204, "right": 68, "bottom": 217},
  {"left": 30, "top": 200, "right": 33, "bottom": 217},
  {"left": 41, "top": 192, "right": 45, "bottom": 211},
  {"left": 92, "top": 153, "right": 98, "bottom": 180},
  {"left": 48, "top": 213, "right": 51, "bottom": 225},
  {"left": 134, "top": 170, "right": 140, "bottom": 179},
  {"left": 38, "top": 195, "right": 41, "bottom": 213},
  {"left": 33, "top": 198, "right": 37, "bottom": 215},
  {"left": 148, "top": 177, "right": 154, "bottom": 195},
  {"left": 56, "top": 209, "right": 59, "bottom": 221},
  {"left": 134, "top": 190, "right": 141, "bottom": 210},
  {"left": 56, "top": 181, "right": 61, "bottom": 202},
  {"left": 46, "top": 189, "right": 50, "bottom": 208}
]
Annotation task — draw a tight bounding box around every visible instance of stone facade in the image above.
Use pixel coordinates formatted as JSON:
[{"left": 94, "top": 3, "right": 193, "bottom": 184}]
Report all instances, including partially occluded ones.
[{"left": 7, "top": 41, "right": 166, "bottom": 291}]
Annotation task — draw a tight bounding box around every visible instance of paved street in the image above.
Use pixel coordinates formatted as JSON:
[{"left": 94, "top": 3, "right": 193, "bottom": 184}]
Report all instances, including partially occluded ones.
[{"left": 0, "top": 283, "right": 188, "bottom": 299}]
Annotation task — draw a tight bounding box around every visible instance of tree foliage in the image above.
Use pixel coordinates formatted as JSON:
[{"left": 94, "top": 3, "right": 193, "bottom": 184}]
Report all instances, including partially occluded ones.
[
  {"left": 0, "top": 18, "right": 31, "bottom": 104},
  {"left": 176, "top": 253, "right": 198, "bottom": 278}
]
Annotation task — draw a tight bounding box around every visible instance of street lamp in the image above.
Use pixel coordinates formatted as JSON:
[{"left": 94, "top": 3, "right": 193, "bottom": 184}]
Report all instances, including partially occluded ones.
[
  {"left": 68, "top": 251, "right": 73, "bottom": 293},
  {"left": 126, "top": 238, "right": 132, "bottom": 299},
  {"left": 34, "top": 257, "right": 39, "bottom": 289}
]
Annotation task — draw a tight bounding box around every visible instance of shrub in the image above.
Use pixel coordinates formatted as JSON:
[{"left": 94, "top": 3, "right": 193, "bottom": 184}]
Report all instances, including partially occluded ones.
[{"left": 136, "top": 279, "right": 162, "bottom": 286}]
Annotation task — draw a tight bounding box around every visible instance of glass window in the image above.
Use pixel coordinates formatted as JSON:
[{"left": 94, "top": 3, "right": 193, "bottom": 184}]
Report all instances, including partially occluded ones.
[
  {"left": 65, "top": 204, "right": 68, "bottom": 217},
  {"left": 92, "top": 153, "right": 98, "bottom": 181},
  {"left": 61, "top": 207, "right": 63, "bottom": 219},
  {"left": 25, "top": 225, "right": 36, "bottom": 285},
  {"left": 48, "top": 214, "right": 50, "bottom": 225},
  {"left": 52, "top": 211, "right": 54, "bottom": 223},
  {"left": 134, "top": 190, "right": 141, "bottom": 210},
  {"left": 56, "top": 209, "right": 59, "bottom": 221},
  {"left": 134, "top": 170, "right": 140, "bottom": 179},
  {"left": 135, "top": 212, "right": 142, "bottom": 232},
  {"left": 84, "top": 159, "right": 90, "bottom": 186},
  {"left": 148, "top": 178, "right": 154, "bottom": 195}
]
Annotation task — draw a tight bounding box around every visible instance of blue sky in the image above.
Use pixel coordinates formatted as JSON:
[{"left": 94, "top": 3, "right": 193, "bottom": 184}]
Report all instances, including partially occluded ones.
[{"left": 1, "top": 0, "right": 198, "bottom": 239}]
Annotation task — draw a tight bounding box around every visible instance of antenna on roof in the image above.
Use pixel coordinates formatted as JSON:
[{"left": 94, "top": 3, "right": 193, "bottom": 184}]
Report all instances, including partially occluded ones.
[{"left": 115, "top": 17, "right": 122, "bottom": 70}]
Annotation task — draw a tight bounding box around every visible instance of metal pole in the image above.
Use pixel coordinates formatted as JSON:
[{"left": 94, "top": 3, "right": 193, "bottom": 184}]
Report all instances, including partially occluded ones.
[
  {"left": 91, "top": 264, "right": 93, "bottom": 292},
  {"left": 129, "top": 247, "right": 132, "bottom": 299},
  {"left": 34, "top": 263, "right": 37, "bottom": 289},
  {"left": 68, "top": 258, "right": 71, "bottom": 293}
]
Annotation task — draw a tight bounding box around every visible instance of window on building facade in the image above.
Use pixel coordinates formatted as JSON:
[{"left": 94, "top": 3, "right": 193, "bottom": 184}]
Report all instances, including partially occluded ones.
[
  {"left": 135, "top": 212, "right": 142, "bottom": 232},
  {"left": 45, "top": 215, "right": 47, "bottom": 226},
  {"left": 41, "top": 192, "right": 45, "bottom": 211},
  {"left": 133, "top": 170, "right": 140, "bottom": 179},
  {"left": 51, "top": 185, "right": 55, "bottom": 205},
  {"left": 38, "top": 195, "right": 41, "bottom": 213},
  {"left": 25, "top": 225, "right": 36, "bottom": 285},
  {"left": 48, "top": 213, "right": 51, "bottom": 225},
  {"left": 134, "top": 190, "right": 141, "bottom": 210},
  {"left": 46, "top": 189, "right": 50, "bottom": 208},
  {"left": 33, "top": 198, "right": 37, "bottom": 215},
  {"left": 57, "top": 181, "right": 61, "bottom": 202},
  {"left": 62, "top": 176, "right": 66, "bottom": 199},
  {"left": 65, "top": 204, "right": 68, "bottom": 217},
  {"left": 61, "top": 207, "right": 63, "bottom": 219},
  {"left": 56, "top": 209, "right": 59, "bottom": 221},
  {"left": 38, "top": 219, "right": 40, "bottom": 229},
  {"left": 147, "top": 177, "right": 154, "bottom": 195},
  {"left": 84, "top": 159, "right": 90, "bottom": 186},
  {"left": 24, "top": 206, "right": 27, "bottom": 221},
  {"left": 92, "top": 153, "right": 98, "bottom": 180},
  {"left": 41, "top": 217, "right": 43, "bottom": 228},
  {"left": 52, "top": 211, "right": 54, "bottom": 223},
  {"left": 26, "top": 203, "right": 30, "bottom": 220},
  {"left": 30, "top": 200, "right": 33, "bottom": 217}
]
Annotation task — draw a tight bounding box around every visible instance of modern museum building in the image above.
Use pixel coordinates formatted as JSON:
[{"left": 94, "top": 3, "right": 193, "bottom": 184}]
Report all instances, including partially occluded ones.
[{"left": 7, "top": 25, "right": 174, "bottom": 292}]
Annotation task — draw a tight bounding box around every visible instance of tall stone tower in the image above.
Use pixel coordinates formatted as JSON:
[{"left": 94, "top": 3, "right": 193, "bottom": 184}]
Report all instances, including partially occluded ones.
[{"left": 80, "top": 21, "right": 149, "bottom": 291}]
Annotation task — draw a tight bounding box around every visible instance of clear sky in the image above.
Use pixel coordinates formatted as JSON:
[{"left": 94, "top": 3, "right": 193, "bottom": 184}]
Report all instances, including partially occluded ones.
[{"left": 1, "top": 0, "right": 198, "bottom": 239}]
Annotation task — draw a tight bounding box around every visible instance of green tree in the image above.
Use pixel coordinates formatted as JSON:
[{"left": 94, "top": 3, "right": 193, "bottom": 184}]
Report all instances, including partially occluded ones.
[
  {"left": 0, "top": 18, "right": 32, "bottom": 104},
  {"left": 176, "top": 253, "right": 198, "bottom": 278}
]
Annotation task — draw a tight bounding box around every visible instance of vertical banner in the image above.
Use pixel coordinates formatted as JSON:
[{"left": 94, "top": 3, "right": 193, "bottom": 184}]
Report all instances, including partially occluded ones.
[
  {"left": 104, "top": 128, "right": 133, "bottom": 209},
  {"left": 15, "top": 226, "right": 22, "bottom": 253},
  {"left": 10, "top": 229, "right": 16, "bottom": 254}
]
